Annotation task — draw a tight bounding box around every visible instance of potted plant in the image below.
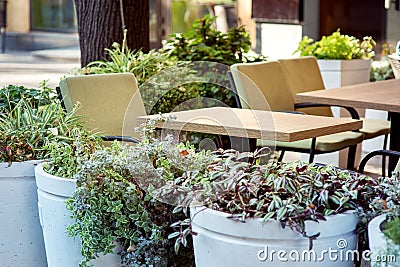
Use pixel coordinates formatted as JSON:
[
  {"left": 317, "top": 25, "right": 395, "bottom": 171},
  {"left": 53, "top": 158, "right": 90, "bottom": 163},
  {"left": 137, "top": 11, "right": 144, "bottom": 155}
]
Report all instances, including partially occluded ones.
[
  {"left": 294, "top": 29, "right": 375, "bottom": 90},
  {"left": 0, "top": 82, "right": 62, "bottom": 266},
  {"left": 63, "top": 121, "right": 209, "bottom": 266},
  {"left": 152, "top": 147, "right": 380, "bottom": 266},
  {"left": 34, "top": 126, "right": 117, "bottom": 267},
  {"left": 368, "top": 173, "right": 400, "bottom": 266}
]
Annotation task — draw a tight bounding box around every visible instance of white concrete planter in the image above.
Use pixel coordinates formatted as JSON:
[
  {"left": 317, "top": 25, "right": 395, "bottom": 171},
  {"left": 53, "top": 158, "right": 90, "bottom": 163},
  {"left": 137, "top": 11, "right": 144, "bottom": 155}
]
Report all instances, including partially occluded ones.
[
  {"left": 0, "top": 161, "right": 48, "bottom": 266},
  {"left": 35, "top": 163, "right": 120, "bottom": 267},
  {"left": 317, "top": 59, "right": 371, "bottom": 90},
  {"left": 368, "top": 215, "right": 400, "bottom": 267},
  {"left": 191, "top": 207, "right": 358, "bottom": 267}
]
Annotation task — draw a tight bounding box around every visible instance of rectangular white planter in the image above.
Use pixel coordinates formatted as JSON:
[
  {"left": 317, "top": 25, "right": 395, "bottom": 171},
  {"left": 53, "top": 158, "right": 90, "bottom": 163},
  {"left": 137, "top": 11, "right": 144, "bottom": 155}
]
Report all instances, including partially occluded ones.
[{"left": 300, "top": 59, "right": 372, "bottom": 168}]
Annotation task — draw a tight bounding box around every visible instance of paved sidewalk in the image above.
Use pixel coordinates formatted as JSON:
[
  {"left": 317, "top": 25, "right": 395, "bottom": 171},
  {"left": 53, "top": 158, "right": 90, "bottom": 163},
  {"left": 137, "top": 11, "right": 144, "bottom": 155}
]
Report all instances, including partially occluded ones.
[{"left": 0, "top": 48, "right": 80, "bottom": 88}]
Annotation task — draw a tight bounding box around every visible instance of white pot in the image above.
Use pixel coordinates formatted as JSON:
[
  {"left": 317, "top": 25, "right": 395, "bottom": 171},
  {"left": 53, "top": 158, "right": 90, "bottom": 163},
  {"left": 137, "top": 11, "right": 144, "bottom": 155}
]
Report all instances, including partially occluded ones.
[
  {"left": 0, "top": 161, "right": 48, "bottom": 266},
  {"left": 368, "top": 214, "right": 400, "bottom": 267},
  {"left": 317, "top": 59, "right": 371, "bottom": 89},
  {"left": 191, "top": 207, "right": 358, "bottom": 267},
  {"left": 35, "top": 163, "right": 121, "bottom": 267}
]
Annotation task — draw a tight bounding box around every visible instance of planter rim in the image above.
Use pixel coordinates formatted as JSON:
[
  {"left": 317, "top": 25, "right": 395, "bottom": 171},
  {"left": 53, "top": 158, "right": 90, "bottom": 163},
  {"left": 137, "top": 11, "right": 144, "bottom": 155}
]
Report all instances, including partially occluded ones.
[
  {"left": 35, "top": 162, "right": 76, "bottom": 197},
  {"left": 0, "top": 160, "right": 43, "bottom": 177},
  {"left": 191, "top": 206, "right": 358, "bottom": 240}
]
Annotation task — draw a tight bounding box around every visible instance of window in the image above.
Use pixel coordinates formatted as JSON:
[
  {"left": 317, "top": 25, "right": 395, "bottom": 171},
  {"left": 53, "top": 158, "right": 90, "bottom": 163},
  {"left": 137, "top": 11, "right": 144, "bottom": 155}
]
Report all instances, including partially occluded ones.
[{"left": 31, "top": 0, "right": 77, "bottom": 32}]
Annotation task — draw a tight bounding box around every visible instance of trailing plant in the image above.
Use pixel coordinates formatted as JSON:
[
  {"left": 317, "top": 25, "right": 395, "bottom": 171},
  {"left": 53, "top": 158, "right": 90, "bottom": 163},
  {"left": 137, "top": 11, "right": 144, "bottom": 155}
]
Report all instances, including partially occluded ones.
[
  {"left": 0, "top": 99, "right": 88, "bottom": 164},
  {"left": 368, "top": 172, "right": 400, "bottom": 266},
  {"left": 159, "top": 149, "right": 380, "bottom": 252},
  {"left": 294, "top": 29, "right": 376, "bottom": 60},
  {"left": 0, "top": 80, "right": 56, "bottom": 113},
  {"left": 79, "top": 45, "right": 176, "bottom": 87},
  {"left": 43, "top": 128, "right": 101, "bottom": 178},
  {"left": 66, "top": 120, "right": 219, "bottom": 266}
]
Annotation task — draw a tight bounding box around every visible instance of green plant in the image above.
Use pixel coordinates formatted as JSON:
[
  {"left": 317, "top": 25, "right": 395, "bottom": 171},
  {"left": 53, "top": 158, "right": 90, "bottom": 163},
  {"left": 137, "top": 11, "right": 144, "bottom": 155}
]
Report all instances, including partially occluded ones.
[
  {"left": 0, "top": 99, "right": 88, "bottom": 164},
  {"left": 384, "top": 217, "right": 400, "bottom": 245},
  {"left": 163, "top": 14, "right": 266, "bottom": 108},
  {"left": 0, "top": 80, "right": 56, "bottom": 113},
  {"left": 370, "top": 60, "right": 395, "bottom": 82},
  {"left": 65, "top": 120, "right": 217, "bottom": 266},
  {"left": 165, "top": 14, "right": 264, "bottom": 65},
  {"left": 294, "top": 29, "right": 376, "bottom": 60},
  {"left": 79, "top": 45, "right": 176, "bottom": 87},
  {"left": 369, "top": 173, "right": 400, "bottom": 266},
  {"left": 43, "top": 129, "right": 101, "bottom": 178},
  {"left": 158, "top": 149, "right": 380, "bottom": 252}
]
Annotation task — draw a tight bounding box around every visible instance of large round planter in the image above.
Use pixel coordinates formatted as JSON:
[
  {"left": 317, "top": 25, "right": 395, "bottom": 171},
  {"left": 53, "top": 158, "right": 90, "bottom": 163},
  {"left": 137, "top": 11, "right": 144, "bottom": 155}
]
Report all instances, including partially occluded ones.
[
  {"left": 368, "top": 214, "right": 400, "bottom": 267},
  {"left": 35, "top": 163, "right": 120, "bottom": 267},
  {"left": 0, "top": 161, "right": 48, "bottom": 266},
  {"left": 191, "top": 207, "right": 358, "bottom": 267}
]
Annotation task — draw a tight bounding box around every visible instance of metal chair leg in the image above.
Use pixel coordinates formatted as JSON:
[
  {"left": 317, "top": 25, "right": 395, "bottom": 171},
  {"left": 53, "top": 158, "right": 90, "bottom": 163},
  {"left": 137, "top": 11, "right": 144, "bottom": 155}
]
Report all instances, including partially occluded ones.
[
  {"left": 278, "top": 150, "right": 285, "bottom": 162},
  {"left": 347, "top": 145, "right": 357, "bottom": 171},
  {"left": 382, "top": 134, "right": 388, "bottom": 177},
  {"left": 308, "top": 138, "right": 316, "bottom": 163}
]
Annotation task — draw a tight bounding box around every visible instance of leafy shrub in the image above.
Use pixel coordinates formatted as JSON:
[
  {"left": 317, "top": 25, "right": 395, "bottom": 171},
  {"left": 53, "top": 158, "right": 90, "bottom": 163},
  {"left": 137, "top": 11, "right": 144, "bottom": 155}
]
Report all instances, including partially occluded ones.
[
  {"left": 0, "top": 80, "right": 56, "bottom": 113},
  {"left": 164, "top": 15, "right": 266, "bottom": 108},
  {"left": 66, "top": 135, "right": 202, "bottom": 266},
  {"left": 294, "top": 29, "right": 376, "bottom": 60},
  {"left": 370, "top": 60, "right": 394, "bottom": 82},
  {"left": 384, "top": 217, "right": 400, "bottom": 246},
  {"left": 79, "top": 15, "right": 264, "bottom": 112}
]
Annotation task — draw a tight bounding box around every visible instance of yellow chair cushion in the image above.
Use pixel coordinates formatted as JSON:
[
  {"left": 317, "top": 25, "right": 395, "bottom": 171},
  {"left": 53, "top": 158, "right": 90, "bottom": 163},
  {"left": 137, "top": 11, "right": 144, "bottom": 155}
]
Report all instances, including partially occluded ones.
[
  {"left": 257, "top": 131, "right": 364, "bottom": 152},
  {"left": 361, "top": 118, "right": 391, "bottom": 139},
  {"left": 59, "top": 73, "right": 146, "bottom": 140}
]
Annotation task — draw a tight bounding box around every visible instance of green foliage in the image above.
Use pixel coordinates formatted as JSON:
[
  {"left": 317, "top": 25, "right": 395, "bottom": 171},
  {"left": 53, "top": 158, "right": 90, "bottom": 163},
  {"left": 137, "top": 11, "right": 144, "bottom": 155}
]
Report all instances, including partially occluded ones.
[
  {"left": 66, "top": 138, "right": 198, "bottom": 266},
  {"left": 370, "top": 172, "right": 400, "bottom": 220},
  {"left": 163, "top": 14, "right": 266, "bottom": 108},
  {"left": 156, "top": 148, "right": 380, "bottom": 252},
  {"left": 0, "top": 99, "right": 88, "bottom": 163},
  {"left": 79, "top": 45, "right": 176, "bottom": 87},
  {"left": 370, "top": 60, "right": 395, "bottom": 82},
  {"left": 294, "top": 29, "right": 376, "bottom": 60},
  {"left": 384, "top": 217, "right": 400, "bottom": 245},
  {"left": 165, "top": 14, "right": 264, "bottom": 65},
  {"left": 78, "top": 15, "right": 264, "bottom": 113},
  {"left": 0, "top": 80, "right": 56, "bottom": 113},
  {"left": 43, "top": 129, "right": 101, "bottom": 178}
]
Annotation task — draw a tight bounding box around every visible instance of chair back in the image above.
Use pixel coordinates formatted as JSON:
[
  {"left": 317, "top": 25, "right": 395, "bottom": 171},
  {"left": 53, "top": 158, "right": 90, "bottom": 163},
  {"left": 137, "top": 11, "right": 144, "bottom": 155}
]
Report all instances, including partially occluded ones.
[
  {"left": 279, "top": 56, "right": 334, "bottom": 117},
  {"left": 59, "top": 73, "right": 146, "bottom": 140},
  {"left": 230, "top": 61, "right": 294, "bottom": 111},
  {"left": 388, "top": 54, "right": 400, "bottom": 79}
]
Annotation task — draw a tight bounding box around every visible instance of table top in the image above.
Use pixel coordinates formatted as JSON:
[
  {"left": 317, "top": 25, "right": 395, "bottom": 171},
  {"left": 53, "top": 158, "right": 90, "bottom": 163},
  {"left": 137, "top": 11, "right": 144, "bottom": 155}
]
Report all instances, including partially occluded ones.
[
  {"left": 137, "top": 107, "right": 362, "bottom": 142},
  {"left": 296, "top": 79, "right": 400, "bottom": 113}
]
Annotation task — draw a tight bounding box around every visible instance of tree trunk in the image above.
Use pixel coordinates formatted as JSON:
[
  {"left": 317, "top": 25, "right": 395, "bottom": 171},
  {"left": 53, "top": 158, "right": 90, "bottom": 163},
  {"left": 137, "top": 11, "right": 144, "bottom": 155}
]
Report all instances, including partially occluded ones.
[{"left": 75, "top": 0, "right": 149, "bottom": 67}]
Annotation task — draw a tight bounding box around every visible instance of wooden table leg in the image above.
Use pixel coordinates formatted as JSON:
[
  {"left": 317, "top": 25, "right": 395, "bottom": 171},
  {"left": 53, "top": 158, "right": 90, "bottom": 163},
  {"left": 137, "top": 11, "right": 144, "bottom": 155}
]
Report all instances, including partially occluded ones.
[{"left": 389, "top": 112, "right": 400, "bottom": 174}]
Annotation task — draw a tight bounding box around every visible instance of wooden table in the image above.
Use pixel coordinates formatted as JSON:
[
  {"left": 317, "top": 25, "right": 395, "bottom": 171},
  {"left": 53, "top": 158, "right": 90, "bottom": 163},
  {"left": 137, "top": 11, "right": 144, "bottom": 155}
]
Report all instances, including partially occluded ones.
[
  {"left": 296, "top": 78, "right": 400, "bottom": 172},
  {"left": 137, "top": 107, "right": 362, "bottom": 150}
]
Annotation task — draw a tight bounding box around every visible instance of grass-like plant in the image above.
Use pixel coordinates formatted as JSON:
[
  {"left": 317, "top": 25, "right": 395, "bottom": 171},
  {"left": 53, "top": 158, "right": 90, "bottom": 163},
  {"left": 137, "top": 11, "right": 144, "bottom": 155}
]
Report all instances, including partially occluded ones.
[{"left": 0, "top": 99, "right": 94, "bottom": 164}]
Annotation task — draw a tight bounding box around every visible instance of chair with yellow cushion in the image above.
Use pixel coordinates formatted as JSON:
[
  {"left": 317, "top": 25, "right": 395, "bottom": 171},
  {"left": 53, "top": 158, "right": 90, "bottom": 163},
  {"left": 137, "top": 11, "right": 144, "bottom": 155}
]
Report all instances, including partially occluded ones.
[
  {"left": 279, "top": 56, "right": 391, "bottom": 173},
  {"left": 230, "top": 60, "right": 364, "bottom": 170},
  {"left": 57, "top": 73, "right": 146, "bottom": 143}
]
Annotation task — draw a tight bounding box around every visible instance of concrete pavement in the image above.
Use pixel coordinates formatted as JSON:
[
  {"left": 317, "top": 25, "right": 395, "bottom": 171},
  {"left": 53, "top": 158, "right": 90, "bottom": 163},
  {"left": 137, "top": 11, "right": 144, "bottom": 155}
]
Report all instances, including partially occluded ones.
[{"left": 0, "top": 47, "right": 80, "bottom": 88}]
